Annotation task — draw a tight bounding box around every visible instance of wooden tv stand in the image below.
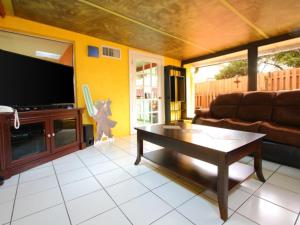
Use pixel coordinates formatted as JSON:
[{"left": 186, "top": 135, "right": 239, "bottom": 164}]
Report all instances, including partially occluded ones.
[{"left": 0, "top": 108, "right": 85, "bottom": 182}]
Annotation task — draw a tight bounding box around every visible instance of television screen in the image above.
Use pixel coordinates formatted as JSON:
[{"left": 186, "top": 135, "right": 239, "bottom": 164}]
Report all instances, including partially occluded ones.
[{"left": 0, "top": 49, "right": 75, "bottom": 108}]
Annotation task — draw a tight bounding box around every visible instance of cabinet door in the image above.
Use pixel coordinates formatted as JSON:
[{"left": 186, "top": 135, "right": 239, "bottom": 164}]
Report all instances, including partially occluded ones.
[
  {"left": 50, "top": 115, "right": 79, "bottom": 152},
  {"left": 9, "top": 119, "right": 51, "bottom": 165}
]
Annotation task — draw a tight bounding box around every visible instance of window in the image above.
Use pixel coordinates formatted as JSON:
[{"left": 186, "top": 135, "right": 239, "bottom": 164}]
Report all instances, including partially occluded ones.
[
  {"left": 257, "top": 38, "right": 300, "bottom": 91},
  {"left": 192, "top": 51, "right": 248, "bottom": 109}
]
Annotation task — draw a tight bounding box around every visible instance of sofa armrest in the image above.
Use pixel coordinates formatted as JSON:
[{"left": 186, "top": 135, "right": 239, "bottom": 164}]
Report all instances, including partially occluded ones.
[
  {"left": 192, "top": 108, "right": 212, "bottom": 124},
  {"left": 195, "top": 109, "right": 211, "bottom": 118}
]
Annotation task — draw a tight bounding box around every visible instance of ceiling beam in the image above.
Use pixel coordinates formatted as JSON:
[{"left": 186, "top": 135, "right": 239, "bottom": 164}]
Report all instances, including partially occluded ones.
[
  {"left": 182, "top": 31, "right": 300, "bottom": 65},
  {"left": 0, "top": 0, "right": 6, "bottom": 18},
  {"left": 78, "top": 0, "right": 215, "bottom": 54},
  {"left": 219, "top": 0, "right": 269, "bottom": 39}
]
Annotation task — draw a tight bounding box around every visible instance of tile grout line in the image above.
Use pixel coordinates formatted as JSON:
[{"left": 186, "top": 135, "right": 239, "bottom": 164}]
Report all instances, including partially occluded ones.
[
  {"left": 9, "top": 174, "right": 20, "bottom": 224},
  {"left": 76, "top": 150, "right": 135, "bottom": 225},
  {"left": 10, "top": 203, "right": 64, "bottom": 224},
  {"left": 52, "top": 161, "right": 74, "bottom": 225},
  {"left": 110, "top": 155, "right": 200, "bottom": 225},
  {"left": 228, "top": 164, "right": 283, "bottom": 224},
  {"left": 294, "top": 213, "right": 300, "bottom": 225}
]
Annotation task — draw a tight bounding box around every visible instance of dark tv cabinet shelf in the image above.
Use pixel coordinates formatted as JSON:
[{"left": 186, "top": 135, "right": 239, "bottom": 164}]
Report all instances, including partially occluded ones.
[
  {"left": 164, "top": 65, "right": 186, "bottom": 123},
  {"left": 0, "top": 108, "right": 84, "bottom": 182}
]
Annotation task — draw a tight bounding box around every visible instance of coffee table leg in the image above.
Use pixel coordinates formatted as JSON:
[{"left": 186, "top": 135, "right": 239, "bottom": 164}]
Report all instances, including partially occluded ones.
[
  {"left": 135, "top": 132, "right": 143, "bottom": 165},
  {"left": 254, "top": 144, "right": 266, "bottom": 182},
  {"left": 217, "top": 156, "right": 228, "bottom": 221}
]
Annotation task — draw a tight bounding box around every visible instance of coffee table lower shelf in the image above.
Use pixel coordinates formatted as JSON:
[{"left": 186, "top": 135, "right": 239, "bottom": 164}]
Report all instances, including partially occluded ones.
[{"left": 143, "top": 148, "right": 254, "bottom": 191}]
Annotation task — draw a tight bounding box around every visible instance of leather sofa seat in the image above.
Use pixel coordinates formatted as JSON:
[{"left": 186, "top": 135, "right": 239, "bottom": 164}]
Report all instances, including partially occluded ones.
[
  {"left": 223, "top": 119, "right": 261, "bottom": 132},
  {"left": 210, "top": 93, "right": 242, "bottom": 119},
  {"left": 237, "top": 92, "right": 274, "bottom": 122},
  {"left": 195, "top": 117, "right": 224, "bottom": 127},
  {"left": 192, "top": 90, "right": 300, "bottom": 168},
  {"left": 260, "top": 122, "right": 300, "bottom": 148},
  {"left": 272, "top": 90, "right": 300, "bottom": 126}
]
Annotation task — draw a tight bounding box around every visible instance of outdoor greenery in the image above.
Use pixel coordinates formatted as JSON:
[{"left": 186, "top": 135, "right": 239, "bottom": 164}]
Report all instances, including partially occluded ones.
[{"left": 215, "top": 49, "right": 300, "bottom": 80}]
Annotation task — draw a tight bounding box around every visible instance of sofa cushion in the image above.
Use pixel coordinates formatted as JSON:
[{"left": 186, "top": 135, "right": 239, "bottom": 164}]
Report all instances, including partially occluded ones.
[
  {"left": 237, "top": 92, "right": 275, "bottom": 122},
  {"left": 210, "top": 93, "right": 242, "bottom": 119},
  {"left": 272, "top": 90, "right": 300, "bottom": 126},
  {"left": 260, "top": 122, "right": 300, "bottom": 147},
  {"left": 194, "top": 117, "right": 224, "bottom": 128},
  {"left": 223, "top": 119, "right": 261, "bottom": 132}
]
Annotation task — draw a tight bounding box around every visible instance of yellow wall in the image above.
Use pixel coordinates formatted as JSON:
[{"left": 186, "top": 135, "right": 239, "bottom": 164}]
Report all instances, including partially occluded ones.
[{"left": 0, "top": 16, "right": 181, "bottom": 136}]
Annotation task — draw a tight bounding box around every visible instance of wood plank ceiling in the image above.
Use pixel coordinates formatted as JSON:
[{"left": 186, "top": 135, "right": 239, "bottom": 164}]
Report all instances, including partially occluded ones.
[{"left": 11, "top": 0, "right": 300, "bottom": 60}]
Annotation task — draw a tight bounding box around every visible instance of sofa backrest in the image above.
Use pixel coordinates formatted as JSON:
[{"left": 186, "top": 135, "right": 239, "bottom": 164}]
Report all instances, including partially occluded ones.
[
  {"left": 237, "top": 92, "right": 275, "bottom": 122},
  {"left": 210, "top": 93, "right": 242, "bottom": 118},
  {"left": 272, "top": 90, "right": 300, "bottom": 126}
]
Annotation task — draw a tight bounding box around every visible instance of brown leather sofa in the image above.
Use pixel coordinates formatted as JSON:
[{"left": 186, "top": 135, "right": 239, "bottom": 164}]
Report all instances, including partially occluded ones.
[{"left": 192, "top": 90, "right": 300, "bottom": 169}]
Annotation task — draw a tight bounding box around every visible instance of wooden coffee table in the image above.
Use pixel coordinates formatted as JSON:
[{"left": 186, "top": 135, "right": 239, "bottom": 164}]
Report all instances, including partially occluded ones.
[{"left": 134, "top": 123, "right": 266, "bottom": 221}]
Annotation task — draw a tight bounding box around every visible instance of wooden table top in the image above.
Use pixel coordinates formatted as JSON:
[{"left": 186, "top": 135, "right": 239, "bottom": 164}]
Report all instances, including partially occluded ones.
[{"left": 136, "top": 123, "right": 265, "bottom": 153}]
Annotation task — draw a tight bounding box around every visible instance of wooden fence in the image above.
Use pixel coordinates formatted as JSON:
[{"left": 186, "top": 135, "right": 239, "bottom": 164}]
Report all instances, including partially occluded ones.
[{"left": 195, "top": 68, "right": 300, "bottom": 109}]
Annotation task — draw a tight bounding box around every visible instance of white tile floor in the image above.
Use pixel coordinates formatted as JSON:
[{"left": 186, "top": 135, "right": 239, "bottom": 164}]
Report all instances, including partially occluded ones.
[{"left": 1, "top": 135, "right": 300, "bottom": 225}]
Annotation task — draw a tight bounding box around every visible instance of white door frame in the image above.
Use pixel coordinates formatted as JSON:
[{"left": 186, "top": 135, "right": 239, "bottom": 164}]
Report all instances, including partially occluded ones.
[{"left": 129, "top": 50, "right": 164, "bottom": 134}]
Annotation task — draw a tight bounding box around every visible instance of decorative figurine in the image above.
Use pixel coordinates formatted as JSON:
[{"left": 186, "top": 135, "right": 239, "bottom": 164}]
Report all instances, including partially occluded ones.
[
  {"left": 82, "top": 84, "right": 117, "bottom": 142},
  {"left": 94, "top": 99, "right": 117, "bottom": 141}
]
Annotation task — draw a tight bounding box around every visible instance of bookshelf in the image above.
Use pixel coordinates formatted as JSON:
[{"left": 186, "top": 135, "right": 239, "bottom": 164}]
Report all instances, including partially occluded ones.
[{"left": 164, "top": 65, "right": 186, "bottom": 123}]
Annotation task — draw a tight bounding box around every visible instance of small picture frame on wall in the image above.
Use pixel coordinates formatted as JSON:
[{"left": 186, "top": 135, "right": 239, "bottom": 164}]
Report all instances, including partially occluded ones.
[{"left": 88, "top": 45, "right": 99, "bottom": 58}]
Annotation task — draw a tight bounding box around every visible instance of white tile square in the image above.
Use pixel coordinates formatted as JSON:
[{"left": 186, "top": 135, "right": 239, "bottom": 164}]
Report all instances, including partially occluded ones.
[
  {"left": 177, "top": 195, "right": 233, "bottom": 225},
  {"left": 120, "top": 192, "right": 172, "bottom": 225},
  {"left": 254, "top": 183, "right": 300, "bottom": 213},
  {"left": 267, "top": 173, "right": 300, "bottom": 194},
  {"left": 80, "top": 208, "right": 131, "bottom": 225},
  {"left": 238, "top": 196, "right": 297, "bottom": 225},
  {"left": 136, "top": 170, "right": 170, "bottom": 189},
  {"left": 153, "top": 182, "right": 196, "bottom": 207},
  {"left": 106, "top": 179, "right": 148, "bottom": 204},
  {"left": 17, "top": 175, "right": 58, "bottom": 198},
  {"left": 239, "top": 156, "right": 253, "bottom": 164},
  {"left": 0, "top": 201, "right": 14, "bottom": 224},
  {"left": 103, "top": 149, "right": 129, "bottom": 160},
  {"left": 29, "top": 162, "right": 53, "bottom": 171},
  {"left": 88, "top": 161, "right": 119, "bottom": 175},
  {"left": 61, "top": 177, "right": 102, "bottom": 201},
  {"left": 66, "top": 190, "right": 115, "bottom": 225},
  {"left": 53, "top": 153, "right": 79, "bottom": 165},
  {"left": 0, "top": 174, "right": 19, "bottom": 188},
  {"left": 122, "top": 164, "right": 152, "bottom": 176},
  {"left": 224, "top": 213, "right": 257, "bottom": 225},
  {"left": 277, "top": 166, "right": 300, "bottom": 180},
  {"left": 11, "top": 204, "right": 70, "bottom": 225},
  {"left": 0, "top": 185, "right": 17, "bottom": 204},
  {"left": 76, "top": 148, "right": 103, "bottom": 160},
  {"left": 57, "top": 167, "right": 92, "bottom": 185},
  {"left": 202, "top": 189, "right": 251, "bottom": 211},
  {"left": 113, "top": 156, "right": 136, "bottom": 167},
  {"left": 152, "top": 210, "right": 193, "bottom": 225},
  {"left": 19, "top": 166, "right": 55, "bottom": 183},
  {"left": 80, "top": 154, "right": 109, "bottom": 166},
  {"left": 95, "top": 168, "right": 131, "bottom": 187},
  {"left": 13, "top": 187, "right": 63, "bottom": 220},
  {"left": 54, "top": 160, "right": 84, "bottom": 174},
  {"left": 238, "top": 178, "right": 263, "bottom": 194}
]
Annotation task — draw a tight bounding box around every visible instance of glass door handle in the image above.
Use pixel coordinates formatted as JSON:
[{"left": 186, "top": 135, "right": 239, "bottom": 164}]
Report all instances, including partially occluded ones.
[
  {"left": 52, "top": 133, "right": 55, "bottom": 137},
  {"left": 47, "top": 134, "right": 51, "bottom": 138}
]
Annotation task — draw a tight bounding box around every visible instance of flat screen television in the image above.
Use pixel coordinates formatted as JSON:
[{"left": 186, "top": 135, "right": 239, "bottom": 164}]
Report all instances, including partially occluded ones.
[{"left": 0, "top": 49, "right": 75, "bottom": 110}]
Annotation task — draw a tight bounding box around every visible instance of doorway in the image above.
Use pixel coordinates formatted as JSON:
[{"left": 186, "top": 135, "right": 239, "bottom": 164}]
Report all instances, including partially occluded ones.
[{"left": 129, "top": 51, "right": 164, "bottom": 134}]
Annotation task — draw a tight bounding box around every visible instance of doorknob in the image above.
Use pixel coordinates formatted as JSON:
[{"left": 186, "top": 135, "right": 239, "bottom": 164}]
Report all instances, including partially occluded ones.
[
  {"left": 47, "top": 134, "right": 51, "bottom": 138},
  {"left": 52, "top": 133, "right": 55, "bottom": 137}
]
